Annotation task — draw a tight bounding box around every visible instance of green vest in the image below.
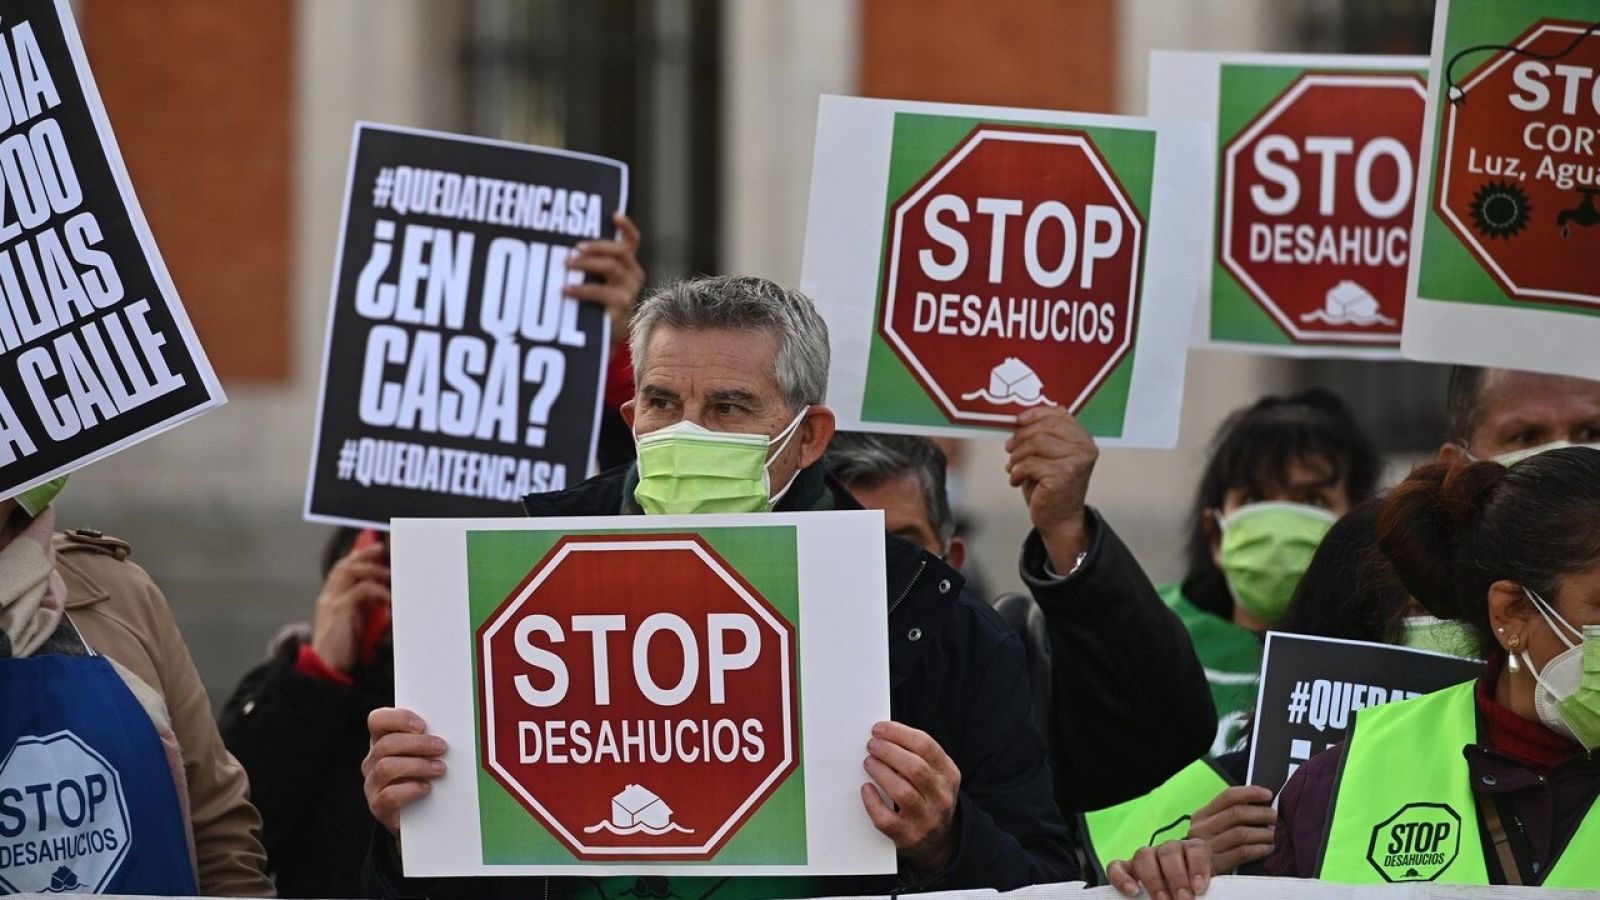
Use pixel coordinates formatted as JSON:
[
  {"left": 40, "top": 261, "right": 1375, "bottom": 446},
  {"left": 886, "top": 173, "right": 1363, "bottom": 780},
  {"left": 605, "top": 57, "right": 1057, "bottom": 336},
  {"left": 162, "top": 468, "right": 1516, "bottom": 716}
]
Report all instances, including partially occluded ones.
[
  {"left": 1159, "top": 581, "right": 1261, "bottom": 753},
  {"left": 1317, "top": 680, "right": 1600, "bottom": 887},
  {"left": 1080, "top": 757, "right": 1234, "bottom": 880}
]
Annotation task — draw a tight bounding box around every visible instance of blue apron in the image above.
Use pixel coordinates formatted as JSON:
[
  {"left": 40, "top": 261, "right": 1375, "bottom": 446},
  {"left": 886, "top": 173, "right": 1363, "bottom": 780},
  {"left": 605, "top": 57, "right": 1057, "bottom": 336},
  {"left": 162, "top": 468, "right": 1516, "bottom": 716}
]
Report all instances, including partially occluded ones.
[{"left": 0, "top": 639, "right": 198, "bottom": 895}]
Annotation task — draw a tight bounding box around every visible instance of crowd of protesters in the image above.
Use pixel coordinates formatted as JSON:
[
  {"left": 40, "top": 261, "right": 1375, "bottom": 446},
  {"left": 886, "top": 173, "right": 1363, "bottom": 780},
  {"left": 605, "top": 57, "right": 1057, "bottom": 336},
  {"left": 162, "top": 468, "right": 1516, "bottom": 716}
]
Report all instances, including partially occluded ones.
[{"left": 3, "top": 220, "right": 1598, "bottom": 899}]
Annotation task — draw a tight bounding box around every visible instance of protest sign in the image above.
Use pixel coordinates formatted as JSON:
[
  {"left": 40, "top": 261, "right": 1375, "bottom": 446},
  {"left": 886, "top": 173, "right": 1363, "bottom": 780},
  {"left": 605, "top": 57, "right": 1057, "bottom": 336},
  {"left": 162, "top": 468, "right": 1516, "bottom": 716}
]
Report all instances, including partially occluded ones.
[
  {"left": 801, "top": 95, "right": 1209, "bottom": 447},
  {"left": 389, "top": 510, "right": 896, "bottom": 877},
  {"left": 1149, "top": 52, "right": 1428, "bottom": 359},
  {"left": 1247, "top": 633, "right": 1482, "bottom": 795},
  {"left": 1403, "top": 2, "right": 1600, "bottom": 378},
  {"left": 305, "top": 124, "right": 623, "bottom": 528},
  {"left": 0, "top": 0, "right": 224, "bottom": 500}
]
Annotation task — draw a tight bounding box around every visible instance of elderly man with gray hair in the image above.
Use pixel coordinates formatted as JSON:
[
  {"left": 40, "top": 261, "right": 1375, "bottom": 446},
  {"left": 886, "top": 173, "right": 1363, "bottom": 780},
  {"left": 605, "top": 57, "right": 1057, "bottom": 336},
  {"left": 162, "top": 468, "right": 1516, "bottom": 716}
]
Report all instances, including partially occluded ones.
[{"left": 362, "top": 276, "right": 1076, "bottom": 898}]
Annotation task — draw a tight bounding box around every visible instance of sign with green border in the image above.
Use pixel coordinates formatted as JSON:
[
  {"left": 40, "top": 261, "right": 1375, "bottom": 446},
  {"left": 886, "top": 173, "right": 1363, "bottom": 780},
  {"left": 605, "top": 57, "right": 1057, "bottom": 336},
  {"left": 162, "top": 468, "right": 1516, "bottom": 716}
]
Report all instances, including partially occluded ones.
[
  {"left": 388, "top": 511, "right": 895, "bottom": 878},
  {"left": 1149, "top": 52, "right": 1428, "bottom": 360},
  {"left": 1401, "top": 0, "right": 1600, "bottom": 379},
  {"left": 802, "top": 96, "right": 1210, "bottom": 448}
]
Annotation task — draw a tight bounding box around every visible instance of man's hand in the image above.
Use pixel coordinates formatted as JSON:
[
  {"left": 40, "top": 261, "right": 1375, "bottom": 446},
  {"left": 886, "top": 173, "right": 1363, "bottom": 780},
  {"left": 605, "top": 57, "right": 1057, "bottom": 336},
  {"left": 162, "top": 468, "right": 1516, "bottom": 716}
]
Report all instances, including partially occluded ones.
[
  {"left": 1005, "top": 406, "right": 1098, "bottom": 573},
  {"left": 363, "top": 707, "right": 447, "bottom": 837},
  {"left": 860, "top": 721, "right": 961, "bottom": 874},
  {"left": 310, "top": 542, "right": 390, "bottom": 674},
  {"left": 1187, "top": 785, "right": 1276, "bottom": 873},
  {"left": 1106, "top": 838, "right": 1212, "bottom": 900},
  {"left": 564, "top": 212, "right": 645, "bottom": 348}
]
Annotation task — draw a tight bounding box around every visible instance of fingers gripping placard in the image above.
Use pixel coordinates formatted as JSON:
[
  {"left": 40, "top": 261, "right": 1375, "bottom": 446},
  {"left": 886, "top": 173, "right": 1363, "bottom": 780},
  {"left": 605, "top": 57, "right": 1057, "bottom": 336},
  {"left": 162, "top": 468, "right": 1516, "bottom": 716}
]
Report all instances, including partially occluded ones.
[
  {"left": 306, "top": 124, "right": 627, "bottom": 528},
  {"left": 0, "top": 0, "right": 224, "bottom": 497}
]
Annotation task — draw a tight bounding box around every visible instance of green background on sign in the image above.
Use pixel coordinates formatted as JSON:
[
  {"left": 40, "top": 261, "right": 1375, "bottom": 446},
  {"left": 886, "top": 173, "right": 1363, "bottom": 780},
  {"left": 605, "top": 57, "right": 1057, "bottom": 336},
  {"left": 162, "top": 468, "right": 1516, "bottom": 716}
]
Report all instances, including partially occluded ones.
[
  {"left": 1211, "top": 63, "right": 1428, "bottom": 346},
  {"left": 860, "top": 112, "right": 1156, "bottom": 437},
  {"left": 466, "top": 525, "right": 807, "bottom": 866},
  {"left": 1416, "top": 0, "right": 1600, "bottom": 319}
]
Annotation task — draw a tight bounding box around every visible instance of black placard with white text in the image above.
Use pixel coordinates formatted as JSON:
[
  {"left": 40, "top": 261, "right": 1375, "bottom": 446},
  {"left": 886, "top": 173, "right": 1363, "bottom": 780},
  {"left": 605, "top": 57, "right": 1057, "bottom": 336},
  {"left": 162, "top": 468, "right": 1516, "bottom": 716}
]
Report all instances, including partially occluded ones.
[
  {"left": 305, "top": 123, "right": 624, "bottom": 528},
  {"left": 1246, "top": 633, "right": 1482, "bottom": 795},
  {"left": 0, "top": 0, "right": 224, "bottom": 498}
]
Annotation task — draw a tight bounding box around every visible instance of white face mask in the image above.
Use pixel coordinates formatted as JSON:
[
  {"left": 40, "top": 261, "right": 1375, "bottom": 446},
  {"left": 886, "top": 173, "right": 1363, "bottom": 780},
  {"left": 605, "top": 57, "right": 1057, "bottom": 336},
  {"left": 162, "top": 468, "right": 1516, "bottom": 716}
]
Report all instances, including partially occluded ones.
[
  {"left": 1488, "top": 441, "right": 1600, "bottom": 467},
  {"left": 1519, "top": 586, "right": 1595, "bottom": 747}
]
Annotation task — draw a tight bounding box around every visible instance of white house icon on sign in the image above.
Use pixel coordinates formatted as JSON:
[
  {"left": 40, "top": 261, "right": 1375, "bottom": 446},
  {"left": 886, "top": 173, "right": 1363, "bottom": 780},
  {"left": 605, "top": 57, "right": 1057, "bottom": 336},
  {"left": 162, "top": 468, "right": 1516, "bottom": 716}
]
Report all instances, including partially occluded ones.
[
  {"left": 613, "top": 784, "right": 673, "bottom": 829},
  {"left": 584, "top": 783, "right": 695, "bottom": 836}
]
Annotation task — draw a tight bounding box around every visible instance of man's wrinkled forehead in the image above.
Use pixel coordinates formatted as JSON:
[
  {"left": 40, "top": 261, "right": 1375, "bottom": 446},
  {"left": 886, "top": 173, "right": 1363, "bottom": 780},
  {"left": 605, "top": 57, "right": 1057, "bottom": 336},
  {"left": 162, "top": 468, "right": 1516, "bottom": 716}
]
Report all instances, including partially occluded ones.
[
  {"left": 1475, "top": 370, "right": 1600, "bottom": 434},
  {"left": 639, "top": 324, "right": 785, "bottom": 400}
]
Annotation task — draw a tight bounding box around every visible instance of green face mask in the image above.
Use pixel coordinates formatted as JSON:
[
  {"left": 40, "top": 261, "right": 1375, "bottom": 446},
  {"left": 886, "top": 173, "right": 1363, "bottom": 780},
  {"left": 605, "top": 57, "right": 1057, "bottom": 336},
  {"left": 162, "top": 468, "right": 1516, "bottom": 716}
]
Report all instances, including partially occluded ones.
[
  {"left": 12, "top": 476, "right": 67, "bottom": 517},
  {"left": 1522, "top": 586, "right": 1600, "bottom": 750},
  {"left": 1399, "top": 615, "right": 1479, "bottom": 658},
  {"left": 632, "top": 409, "right": 806, "bottom": 516},
  {"left": 1553, "top": 628, "right": 1600, "bottom": 751},
  {"left": 1216, "top": 501, "right": 1336, "bottom": 625}
]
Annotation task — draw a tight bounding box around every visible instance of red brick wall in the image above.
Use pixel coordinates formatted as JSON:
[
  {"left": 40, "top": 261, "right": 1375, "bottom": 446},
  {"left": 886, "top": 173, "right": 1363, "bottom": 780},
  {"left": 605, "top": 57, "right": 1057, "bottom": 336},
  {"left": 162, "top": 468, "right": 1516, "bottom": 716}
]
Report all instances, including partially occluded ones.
[
  {"left": 861, "top": 0, "right": 1116, "bottom": 112},
  {"left": 82, "top": 0, "right": 293, "bottom": 380}
]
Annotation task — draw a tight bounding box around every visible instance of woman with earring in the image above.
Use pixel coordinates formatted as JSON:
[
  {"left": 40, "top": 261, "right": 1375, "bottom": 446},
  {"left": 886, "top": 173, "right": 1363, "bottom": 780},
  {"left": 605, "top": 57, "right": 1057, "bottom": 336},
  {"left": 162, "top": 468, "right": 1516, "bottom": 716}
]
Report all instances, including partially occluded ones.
[{"left": 1265, "top": 446, "right": 1600, "bottom": 886}]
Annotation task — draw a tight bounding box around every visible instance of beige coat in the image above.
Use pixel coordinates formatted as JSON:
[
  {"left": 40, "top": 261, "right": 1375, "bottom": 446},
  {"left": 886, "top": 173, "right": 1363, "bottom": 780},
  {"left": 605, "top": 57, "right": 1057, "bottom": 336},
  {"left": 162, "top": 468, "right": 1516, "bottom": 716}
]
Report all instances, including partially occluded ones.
[{"left": 56, "top": 529, "right": 274, "bottom": 897}]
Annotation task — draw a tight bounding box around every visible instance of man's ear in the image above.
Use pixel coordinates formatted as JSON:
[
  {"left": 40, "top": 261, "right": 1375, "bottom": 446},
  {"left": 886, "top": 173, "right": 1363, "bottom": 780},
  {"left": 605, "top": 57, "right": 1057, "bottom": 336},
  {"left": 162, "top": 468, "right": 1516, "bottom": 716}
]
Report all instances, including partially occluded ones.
[
  {"left": 1487, "top": 578, "right": 1534, "bottom": 650},
  {"left": 620, "top": 398, "right": 636, "bottom": 430},
  {"left": 945, "top": 535, "right": 967, "bottom": 572},
  {"left": 795, "top": 405, "right": 837, "bottom": 470},
  {"left": 1438, "top": 442, "right": 1467, "bottom": 463}
]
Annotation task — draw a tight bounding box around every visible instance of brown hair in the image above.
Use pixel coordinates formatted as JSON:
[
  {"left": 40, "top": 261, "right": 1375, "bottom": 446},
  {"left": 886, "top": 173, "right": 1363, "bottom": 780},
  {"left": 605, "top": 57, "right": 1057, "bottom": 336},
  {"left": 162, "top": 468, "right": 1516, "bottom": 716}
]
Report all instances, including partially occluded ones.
[{"left": 1377, "top": 447, "right": 1600, "bottom": 653}]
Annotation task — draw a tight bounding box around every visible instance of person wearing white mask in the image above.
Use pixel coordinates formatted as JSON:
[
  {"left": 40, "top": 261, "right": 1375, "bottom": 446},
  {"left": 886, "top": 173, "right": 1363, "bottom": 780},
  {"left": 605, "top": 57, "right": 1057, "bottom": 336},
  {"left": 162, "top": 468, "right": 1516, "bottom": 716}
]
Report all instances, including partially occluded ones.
[
  {"left": 1439, "top": 366, "right": 1600, "bottom": 464},
  {"left": 1259, "top": 446, "right": 1600, "bottom": 886},
  {"left": 359, "top": 275, "right": 1075, "bottom": 899}
]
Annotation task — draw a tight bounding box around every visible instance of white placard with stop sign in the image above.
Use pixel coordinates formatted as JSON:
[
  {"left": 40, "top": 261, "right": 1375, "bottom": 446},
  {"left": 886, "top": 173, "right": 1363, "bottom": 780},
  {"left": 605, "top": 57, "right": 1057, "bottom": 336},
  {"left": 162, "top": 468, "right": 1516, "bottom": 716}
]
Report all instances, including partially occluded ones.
[
  {"left": 801, "top": 95, "right": 1210, "bottom": 448},
  {"left": 1148, "top": 51, "right": 1430, "bottom": 360},
  {"left": 389, "top": 510, "right": 895, "bottom": 877}
]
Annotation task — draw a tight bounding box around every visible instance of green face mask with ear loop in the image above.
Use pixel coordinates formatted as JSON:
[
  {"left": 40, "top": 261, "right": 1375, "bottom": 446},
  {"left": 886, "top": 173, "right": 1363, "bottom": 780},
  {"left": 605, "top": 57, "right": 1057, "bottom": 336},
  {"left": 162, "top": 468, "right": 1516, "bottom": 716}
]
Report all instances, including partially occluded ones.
[
  {"left": 12, "top": 476, "right": 67, "bottom": 517},
  {"left": 1520, "top": 587, "right": 1600, "bottom": 750},
  {"left": 1215, "top": 501, "right": 1337, "bottom": 625},
  {"left": 1400, "top": 615, "right": 1480, "bottom": 658},
  {"left": 632, "top": 408, "right": 808, "bottom": 516}
]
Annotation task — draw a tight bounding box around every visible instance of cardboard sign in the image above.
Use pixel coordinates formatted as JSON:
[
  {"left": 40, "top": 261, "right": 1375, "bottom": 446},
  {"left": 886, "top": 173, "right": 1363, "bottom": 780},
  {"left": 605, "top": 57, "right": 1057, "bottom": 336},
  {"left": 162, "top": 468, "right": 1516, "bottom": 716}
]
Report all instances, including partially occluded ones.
[
  {"left": 305, "top": 124, "right": 624, "bottom": 528},
  {"left": 1246, "top": 633, "right": 1482, "bottom": 795},
  {"left": 0, "top": 0, "right": 224, "bottom": 498},
  {"left": 390, "top": 511, "right": 896, "bottom": 876},
  {"left": 1149, "top": 52, "right": 1428, "bottom": 359},
  {"left": 1403, "top": 2, "right": 1600, "bottom": 378},
  {"left": 801, "top": 95, "right": 1209, "bottom": 447}
]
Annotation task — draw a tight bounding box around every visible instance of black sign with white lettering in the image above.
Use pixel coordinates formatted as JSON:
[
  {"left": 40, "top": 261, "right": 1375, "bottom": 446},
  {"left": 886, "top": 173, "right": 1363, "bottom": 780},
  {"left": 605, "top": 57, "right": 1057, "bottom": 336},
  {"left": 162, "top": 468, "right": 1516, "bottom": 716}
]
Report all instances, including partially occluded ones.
[
  {"left": 1246, "top": 633, "right": 1482, "bottom": 795},
  {"left": 0, "top": 0, "right": 223, "bottom": 498},
  {"left": 306, "top": 123, "right": 625, "bottom": 528}
]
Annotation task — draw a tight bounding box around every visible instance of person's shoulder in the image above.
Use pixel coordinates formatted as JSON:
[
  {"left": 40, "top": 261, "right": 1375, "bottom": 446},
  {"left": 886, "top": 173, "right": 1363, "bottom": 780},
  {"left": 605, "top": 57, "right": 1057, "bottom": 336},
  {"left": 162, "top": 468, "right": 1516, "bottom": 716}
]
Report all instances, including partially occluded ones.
[
  {"left": 882, "top": 532, "right": 1013, "bottom": 643},
  {"left": 54, "top": 528, "right": 161, "bottom": 610},
  {"left": 521, "top": 463, "right": 630, "bottom": 517},
  {"left": 953, "top": 590, "right": 1022, "bottom": 657}
]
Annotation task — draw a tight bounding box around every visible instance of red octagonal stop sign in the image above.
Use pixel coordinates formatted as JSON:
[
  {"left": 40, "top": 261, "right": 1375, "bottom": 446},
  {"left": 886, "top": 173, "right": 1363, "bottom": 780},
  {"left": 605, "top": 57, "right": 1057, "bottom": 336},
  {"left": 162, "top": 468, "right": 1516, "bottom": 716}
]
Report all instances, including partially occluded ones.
[
  {"left": 1437, "top": 19, "right": 1600, "bottom": 308},
  {"left": 880, "top": 126, "right": 1143, "bottom": 427},
  {"left": 1221, "top": 72, "right": 1425, "bottom": 344},
  {"left": 477, "top": 534, "right": 798, "bottom": 861}
]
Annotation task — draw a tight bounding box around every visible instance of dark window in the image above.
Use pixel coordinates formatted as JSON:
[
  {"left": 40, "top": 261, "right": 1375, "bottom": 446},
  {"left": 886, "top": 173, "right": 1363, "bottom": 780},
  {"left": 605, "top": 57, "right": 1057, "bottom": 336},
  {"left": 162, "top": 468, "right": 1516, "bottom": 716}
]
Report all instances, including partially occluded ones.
[{"left": 461, "top": 0, "right": 722, "bottom": 283}]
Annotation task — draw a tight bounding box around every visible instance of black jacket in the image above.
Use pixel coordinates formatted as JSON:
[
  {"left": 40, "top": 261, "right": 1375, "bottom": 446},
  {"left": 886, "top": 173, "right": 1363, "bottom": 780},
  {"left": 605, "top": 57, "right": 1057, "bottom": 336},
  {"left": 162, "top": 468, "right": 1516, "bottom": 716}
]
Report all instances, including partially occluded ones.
[
  {"left": 1021, "top": 509, "right": 1218, "bottom": 814},
  {"left": 220, "top": 639, "right": 396, "bottom": 898},
  {"left": 365, "top": 462, "right": 1077, "bottom": 898}
]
